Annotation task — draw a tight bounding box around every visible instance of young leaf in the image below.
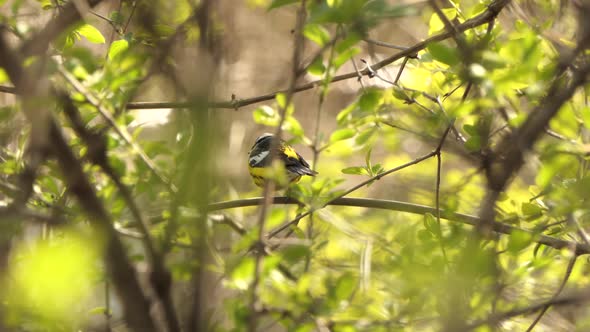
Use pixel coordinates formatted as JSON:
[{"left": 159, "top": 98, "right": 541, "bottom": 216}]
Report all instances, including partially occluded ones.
[
  {"left": 303, "top": 24, "right": 330, "bottom": 46},
  {"left": 507, "top": 230, "right": 533, "bottom": 254},
  {"left": 342, "top": 166, "right": 368, "bottom": 175},
  {"left": 427, "top": 42, "right": 460, "bottom": 66},
  {"left": 268, "top": 0, "right": 299, "bottom": 10},
  {"left": 77, "top": 24, "right": 106, "bottom": 44},
  {"left": 329, "top": 128, "right": 355, "bottom": 142},
  {"left": 108, "top": 39, "right": 129, "bottom": 60}
]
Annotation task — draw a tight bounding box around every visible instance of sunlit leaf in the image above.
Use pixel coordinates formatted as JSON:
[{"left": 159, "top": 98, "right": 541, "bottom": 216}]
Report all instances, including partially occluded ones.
[
  {"left": 342, "top": 166, "right": 368, "bottom": 175},
  {"left": 108, "top": 39, "right": 129, "bottom": 60},
  {"left": 521, "top": 202, "right": 543, "bottom": 217},
  {"left": 268, "top": 0, "right": 299, "bottom": 10},
  {"left": 77, "top": 24, "right": 106, "bottom": 44},
  {"left": 507, "top": 230, "right": 534, "bottom": 254},
  {"left": 303, "top": 24, "right": 330, "bottom": 46},
  {"left": 330, "top": 128, "right": 355, "bottom": 142},
  {"left": 359, "top": 88, "right": 383, "bottom": 112}
]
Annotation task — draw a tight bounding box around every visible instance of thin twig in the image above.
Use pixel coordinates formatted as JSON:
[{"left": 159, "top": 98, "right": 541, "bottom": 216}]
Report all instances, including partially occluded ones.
[
  {"left": 59, "top": 93, "right": 181, "bottom": 331},
  {"left": 463, "top": 288, "right": 590, "bottom": 332},
  {"left": 393, "top": 56, "right": 410, "bottom": 84},
  {"left": 434, "top": 123, "right": 452, "bottom": 266},
  {"left": 57, "top": 65, "right": 176, "bottom": 192},
  {"left": 267, "top": 124, "right": 454, "bottom": 239},
  {"left": 123, "top": 1, "right": 137, "bottom": 34},
  {"left": 207, "top": 196, "right": 590, "bottom": 255},
  {"left": 364, "top": 38, "right": 408, "bottom": 50},
  {"left": 122, "top": 0, "right": 511, "bottom": 110},
  {"left": 249, "top": 2, "right": 308, "bottom": 330},
  {"left": 525, "top": 255, "right": 578, "bottom": 332}
]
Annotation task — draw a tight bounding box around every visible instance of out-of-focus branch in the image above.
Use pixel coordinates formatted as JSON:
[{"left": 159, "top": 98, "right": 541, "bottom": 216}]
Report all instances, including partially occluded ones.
[
  {"left": 478, "top": 62, "right": 590, "bottom": 234},
  {"left": 478, "top": 3, "right": 590, "bottom": 235},
  {"left": 462, "top": 287, "right": 590, "bottom": 332},
  {"left": 59, "top": 94, "right": 179, "bottom": 332},
  {"left": 249, "top": 1, "right": 308, "bottom": 330},
  {"left": 57, "top": 66, "right": 175, "bottom": 192},
  {"left": 47, "top": 121, "right": 157, "bottom": 331},
  {"left": 0, "top": 27, "right": 158, "bottom": 332}
]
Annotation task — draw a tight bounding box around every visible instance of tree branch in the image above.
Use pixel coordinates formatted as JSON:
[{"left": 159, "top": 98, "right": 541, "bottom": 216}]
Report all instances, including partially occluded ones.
[
  {"left": 206, "top": 196, "right": 590, "bottom": 256},
  {"left": 0, "top": 25, "right": 158, "bottom": 332},
  {"left": 122, "top": 0, "right": 510, "bottom": 110}
]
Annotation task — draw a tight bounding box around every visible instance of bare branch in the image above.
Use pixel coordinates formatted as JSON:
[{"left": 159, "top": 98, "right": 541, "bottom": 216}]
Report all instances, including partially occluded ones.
[
  {"left": 121, "top": 0, "right": 511, "bottom": 111},
  {"left": 267, "top": 124, "right": 454, "bottom": 239},
  {"left": 207, "top": 196, "right": 590, "bottom": 256},
  {"left": 463, "top": 287, "right": 590, "bottom": 332},
  {"left": 525, "top": 255, "right": 578, "bottom": 332}
]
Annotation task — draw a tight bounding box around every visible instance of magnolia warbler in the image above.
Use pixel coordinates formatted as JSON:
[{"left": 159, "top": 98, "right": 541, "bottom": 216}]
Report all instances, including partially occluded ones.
[{"left": 248, "top": 133, "right": 317, "bottom": 188}]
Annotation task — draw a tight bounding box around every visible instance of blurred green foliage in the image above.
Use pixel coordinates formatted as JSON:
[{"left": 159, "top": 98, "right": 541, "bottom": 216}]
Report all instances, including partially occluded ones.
[{"left": 1, "top": 0, "right": 590, "bottom": 331}]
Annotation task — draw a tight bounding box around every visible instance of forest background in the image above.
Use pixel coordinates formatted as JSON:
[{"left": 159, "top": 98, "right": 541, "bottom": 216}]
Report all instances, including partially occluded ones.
[{"left": 1, "top": 0, "right": 590, "bottom": 331}]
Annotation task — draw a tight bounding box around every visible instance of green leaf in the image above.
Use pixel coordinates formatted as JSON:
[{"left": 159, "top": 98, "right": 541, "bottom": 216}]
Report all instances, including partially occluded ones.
[
  {"left": 341, "top": 166, "right": 368, "bottom": 175},
  {"left": 38, "top": 0, "right": 52, "bottom": 9},
  {"left": 336, "top": 102, "right": 357, "bottom": 125},
  {"left": 428, "top": 8, "right": 457, "bottom": 35},
  {"left": 280, "top": 245, "right": 310, "bottom": 263},
  {"left": 284, "top": 115, "right": 304, "bottom": 137},
  {"left": 108, "top": 39, "right": 129, "bottom": 60},
  {"left": 371, "top": 164, "right": 384, "bottom": 175},
  {"left": 230, "top": 257, "right": 254, "bottom": 290},
  {"left": 464, "top": 135, "right": 481, "bottom": 151},
  {"left": 334, "top": 273, "right": 356, "bottom": 300},
  {"left": 77, "top": 24, "right": 105, "bottom": 44},
  {"left": 507, "top": 230, "right": 533, "bottom": 254},
  {"left": 427, "top": 42, "right": 459, "bottom": 66},
  {"left": 0, "top": 68, "right": 8, "bottom": 84},
  {"left": 268, "top": 0, "right": 299, "bottom": 10},
  {"left": 276, "top": 93, "right": 287, "bottom": 109},
  {"left": 307, "top": 56, "right": 326, "bottom": 76},
  {"left": 359, "top": 88, "right": 383, "bottom": 112},
  {"left": 463, "top": 124, "right": 478, "bottom": 136},
  {"left": 330, "top": 128, "right": 355, "bottom": 142},
  {"left": 365, "top": 148, "right": 372, "bottom": 171},
  {"left": 355, "top": 127, "right": 376, "bottom": 146},
  {"left": 303, "top": 24, "right": 330, "bottom": 46},
  {"left": 522, "top": 202, "right": 543, "bottom": 217},
  {"left": 252, "top": 106, "right": 279, "bottom": 126},
  {"left": 109, "top": 11, "right": 124, "bottom": 25},
  {"left": 88, "top": 307, "right": 108, "bottom": 315},
  {"left": 333, "top": 46, "right": 360, "bottom": 69},
  {"left": 423, "top": 213, "right": 438, "bottom": 234},
  {"left": 391, "top": 85, "right": 410, "bottom": 102}
]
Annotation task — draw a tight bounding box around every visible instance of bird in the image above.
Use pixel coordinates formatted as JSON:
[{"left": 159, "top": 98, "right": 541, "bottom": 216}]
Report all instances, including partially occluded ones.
[{"left": 248, "top": 133, "right": 318, "bottom": 188}]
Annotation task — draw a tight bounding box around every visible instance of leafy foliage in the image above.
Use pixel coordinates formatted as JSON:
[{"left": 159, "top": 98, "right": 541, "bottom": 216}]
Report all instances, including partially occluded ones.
[{"left": 1, "top": 0, "right": 590, "bottom": 331}]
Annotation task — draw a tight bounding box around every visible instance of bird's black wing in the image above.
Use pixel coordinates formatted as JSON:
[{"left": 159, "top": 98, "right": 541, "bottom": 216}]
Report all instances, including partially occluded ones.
[{"left": 282, "top": 153, "right": 317, "bottom": 176}]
